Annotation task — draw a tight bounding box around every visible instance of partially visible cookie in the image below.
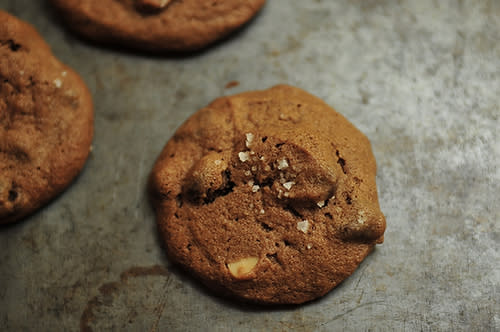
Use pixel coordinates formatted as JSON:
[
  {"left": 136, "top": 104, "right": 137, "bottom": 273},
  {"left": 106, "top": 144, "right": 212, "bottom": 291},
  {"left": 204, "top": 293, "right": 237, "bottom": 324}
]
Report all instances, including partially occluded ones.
[
  {"left": 0, "top": 11, "right": 94, "bottom": 224},
  {"left": 49, "top": 0, "right": 267, "bottom": 52},
  {"left": 150, "top": 85, "right": 386, "bottom": 304}
]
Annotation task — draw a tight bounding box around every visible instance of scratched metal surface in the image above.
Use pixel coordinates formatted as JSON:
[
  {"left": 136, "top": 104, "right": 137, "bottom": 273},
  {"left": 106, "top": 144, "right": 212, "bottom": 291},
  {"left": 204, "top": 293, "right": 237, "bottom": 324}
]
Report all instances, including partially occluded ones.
[{"left": 1, "top": 0, "right": 499, "bottom": 331}]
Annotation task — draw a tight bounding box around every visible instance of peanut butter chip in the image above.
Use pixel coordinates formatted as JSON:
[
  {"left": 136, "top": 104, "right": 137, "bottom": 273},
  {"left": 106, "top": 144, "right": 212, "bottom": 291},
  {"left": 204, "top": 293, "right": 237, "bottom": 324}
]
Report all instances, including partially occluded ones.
[{"left": 227, "top": 257, "right": 259, "bottom": 279}]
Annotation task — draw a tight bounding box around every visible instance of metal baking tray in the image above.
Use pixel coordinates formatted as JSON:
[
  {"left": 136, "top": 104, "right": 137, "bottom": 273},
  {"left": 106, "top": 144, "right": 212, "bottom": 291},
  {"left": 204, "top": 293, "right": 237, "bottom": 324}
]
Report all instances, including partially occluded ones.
[{"left": 1, "top": 0, "right": 498, "bottom": 330}]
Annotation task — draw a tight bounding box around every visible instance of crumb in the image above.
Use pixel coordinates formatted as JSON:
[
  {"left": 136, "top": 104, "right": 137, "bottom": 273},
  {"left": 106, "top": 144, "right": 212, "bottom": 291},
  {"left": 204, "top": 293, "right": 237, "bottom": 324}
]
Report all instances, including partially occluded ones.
[{"left": 225, "top": 80, "right": 240, "bottom": 89}]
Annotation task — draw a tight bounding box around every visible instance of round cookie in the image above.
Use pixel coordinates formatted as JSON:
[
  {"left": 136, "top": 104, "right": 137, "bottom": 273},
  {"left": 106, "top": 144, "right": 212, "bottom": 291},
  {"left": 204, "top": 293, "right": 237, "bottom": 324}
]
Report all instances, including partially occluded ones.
[
  {"left": 150, "top": 85, "right": 386, "bottom": 304},
  {"left": 0, "top": 11, "right": 94, "bottom": 224},
  {"left": 49, "top": 0, "right": 267, "bottom": 52}
]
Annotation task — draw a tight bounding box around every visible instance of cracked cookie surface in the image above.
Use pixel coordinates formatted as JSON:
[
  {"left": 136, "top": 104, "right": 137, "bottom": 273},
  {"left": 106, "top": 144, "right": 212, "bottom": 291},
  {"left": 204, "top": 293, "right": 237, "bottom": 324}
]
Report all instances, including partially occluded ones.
[
  {"left": 0, "top": 11, "right": 94, "bottom": 224},
  {"left": 49, "top": 0, "right": 267, "bottom": 52},
  {"left": 150, "top": 85, "right": 386, "bottom": 304}
]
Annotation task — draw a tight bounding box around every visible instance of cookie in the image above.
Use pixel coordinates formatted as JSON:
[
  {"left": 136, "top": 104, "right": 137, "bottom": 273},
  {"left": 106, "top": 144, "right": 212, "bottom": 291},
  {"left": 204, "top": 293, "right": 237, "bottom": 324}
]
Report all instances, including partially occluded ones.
[
  {"left": 0, "top": 11, "right": 94, "bottom": 224},
  {"left": 49, "top": 0, "right": 267, "bottom": 52},
  {"left": 149, "top": 85, "right": 386, "bottom": 304}
]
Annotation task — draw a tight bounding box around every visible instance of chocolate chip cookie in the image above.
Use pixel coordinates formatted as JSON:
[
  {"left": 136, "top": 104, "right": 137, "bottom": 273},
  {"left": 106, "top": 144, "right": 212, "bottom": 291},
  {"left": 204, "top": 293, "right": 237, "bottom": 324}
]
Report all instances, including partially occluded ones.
[
  {"left": 50, "top": 0, "right": 267, "bottom": 52},
  {"left": 149, "top": 85, "right": 386, "bottom": 304},
  {"left": 0, "top": 11, "right": 94, "bottom": 224}
]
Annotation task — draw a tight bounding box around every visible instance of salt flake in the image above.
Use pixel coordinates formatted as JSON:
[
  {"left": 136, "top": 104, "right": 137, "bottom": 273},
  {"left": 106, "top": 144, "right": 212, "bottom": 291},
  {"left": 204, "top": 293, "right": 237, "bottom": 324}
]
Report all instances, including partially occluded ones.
[
  {"left": 297, "top": 220, "right": 309, "bottom": 233},
  {"left": 245, "top": 133, "right": 254, "bottom": 148},
  {"left": 239, "top": 151, "right": 250, "bottom": 162},
  {"left": 277, "top": 158, "right": 289, "bottom": 170}
]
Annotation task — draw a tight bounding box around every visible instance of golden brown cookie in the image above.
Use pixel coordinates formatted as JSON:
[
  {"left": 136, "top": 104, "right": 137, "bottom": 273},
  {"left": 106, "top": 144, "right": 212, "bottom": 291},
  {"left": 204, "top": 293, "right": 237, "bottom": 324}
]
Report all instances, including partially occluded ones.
[
  {"left": 150, "top": 85, "right": 386, "bottom": 304},
  {"left": 49, "top": 0, "right": 267, "bottom": 52},
  {"left": 0, "top": 11, "right": 94, "bottom": 224},
  {"left": 150, "top": 85, "right": 385, "bottom": 304}
]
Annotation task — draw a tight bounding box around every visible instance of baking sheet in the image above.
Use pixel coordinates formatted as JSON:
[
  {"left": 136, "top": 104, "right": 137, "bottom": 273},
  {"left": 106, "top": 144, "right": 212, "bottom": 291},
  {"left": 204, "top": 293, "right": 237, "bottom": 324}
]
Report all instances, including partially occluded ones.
[{"left": 1, "top": 0, "right": 499, "bottom": 331}]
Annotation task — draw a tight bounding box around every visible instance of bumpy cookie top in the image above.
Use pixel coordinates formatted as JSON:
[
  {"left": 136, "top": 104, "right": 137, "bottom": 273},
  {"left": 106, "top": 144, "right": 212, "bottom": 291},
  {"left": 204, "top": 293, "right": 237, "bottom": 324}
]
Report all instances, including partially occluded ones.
[
  {"left": 0, "top": 11, "right": 93, "bottom": 224},
  {"left": 150, "top": 85, "right": 386, "bottom": 304},
  {"left": 50, "top": 0, "right": 267, "bottom": 52}
]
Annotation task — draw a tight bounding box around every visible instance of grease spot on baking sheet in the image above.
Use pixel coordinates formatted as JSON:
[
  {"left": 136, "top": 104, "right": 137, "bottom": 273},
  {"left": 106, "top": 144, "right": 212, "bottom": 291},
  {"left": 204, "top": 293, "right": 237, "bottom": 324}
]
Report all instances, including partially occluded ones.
[{"left": 80, "top": 265, "right": 170, "bottom": 332}]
